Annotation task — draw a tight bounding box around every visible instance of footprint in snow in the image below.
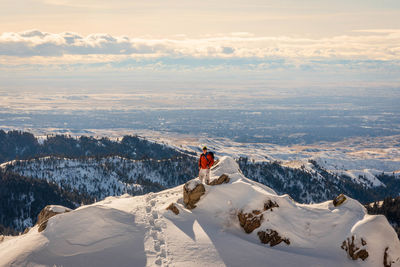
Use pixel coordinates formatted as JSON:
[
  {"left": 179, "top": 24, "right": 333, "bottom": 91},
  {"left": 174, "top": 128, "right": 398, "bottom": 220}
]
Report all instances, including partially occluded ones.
[
  {"left": 152, "top": 211, "right": 158, "bottom": 219},
  {"left": 151, "top": 230, "right": 158, "bottom": 239},
  {"left": 149, "top": 218, "right": 155, "bottom": 226},
  {"left": 154, "top": 240, "right": 161, "bottom": 252}
]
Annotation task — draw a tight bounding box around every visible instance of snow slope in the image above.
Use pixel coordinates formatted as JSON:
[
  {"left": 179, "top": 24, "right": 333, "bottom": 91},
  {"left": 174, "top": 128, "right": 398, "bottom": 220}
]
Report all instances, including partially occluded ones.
[{"left": 0, "top": 156, "right": 399, "bottom": 267}]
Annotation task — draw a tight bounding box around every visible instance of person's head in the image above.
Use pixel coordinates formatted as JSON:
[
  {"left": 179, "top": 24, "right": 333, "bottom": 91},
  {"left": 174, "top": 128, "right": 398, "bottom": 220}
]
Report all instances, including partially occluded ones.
[{"left": 202, "top": 146, "right": 207, "bottom": 153}]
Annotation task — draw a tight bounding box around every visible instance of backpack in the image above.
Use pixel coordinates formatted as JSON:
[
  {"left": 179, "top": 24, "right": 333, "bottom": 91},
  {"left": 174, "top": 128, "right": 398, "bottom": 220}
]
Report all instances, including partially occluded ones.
[{"left": 201, "top": 151, "right": 215, "bottom": 165}]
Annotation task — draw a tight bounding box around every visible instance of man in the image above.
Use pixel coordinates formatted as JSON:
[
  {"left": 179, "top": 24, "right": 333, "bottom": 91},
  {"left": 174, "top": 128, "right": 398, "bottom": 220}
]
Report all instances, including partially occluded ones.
[{"left": 198, "top": 146, "right": 214, "bottom": 184}]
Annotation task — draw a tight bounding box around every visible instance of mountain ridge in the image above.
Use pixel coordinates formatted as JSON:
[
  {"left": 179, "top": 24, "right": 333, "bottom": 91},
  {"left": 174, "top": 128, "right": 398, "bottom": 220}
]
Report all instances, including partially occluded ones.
[
  {"left": 0, "top": 156, "right": 399, "bottom": 267},
  {"left": 1, "top": 130, "right": 400, "bottom": 236}
]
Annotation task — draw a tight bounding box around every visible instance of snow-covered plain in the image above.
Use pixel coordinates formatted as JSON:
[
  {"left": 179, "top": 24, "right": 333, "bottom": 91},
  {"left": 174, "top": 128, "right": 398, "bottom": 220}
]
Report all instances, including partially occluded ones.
[{"left": 1, "top": 157, "right": 399, "bottom": 267}]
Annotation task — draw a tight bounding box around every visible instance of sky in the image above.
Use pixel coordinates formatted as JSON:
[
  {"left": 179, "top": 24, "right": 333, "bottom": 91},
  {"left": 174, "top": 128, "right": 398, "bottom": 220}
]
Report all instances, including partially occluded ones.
[{"left": 0, "top": 0, "right": 400, "bottom": 91}]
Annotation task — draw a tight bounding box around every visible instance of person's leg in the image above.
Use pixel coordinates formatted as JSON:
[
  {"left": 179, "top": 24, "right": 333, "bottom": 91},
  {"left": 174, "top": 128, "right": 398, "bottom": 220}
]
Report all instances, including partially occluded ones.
[
  {"left": 199, "top": 169, "right": 205, "bottom": 183},
  {"left": 205, "top": 169, "right": 210, "bottom": 184}
]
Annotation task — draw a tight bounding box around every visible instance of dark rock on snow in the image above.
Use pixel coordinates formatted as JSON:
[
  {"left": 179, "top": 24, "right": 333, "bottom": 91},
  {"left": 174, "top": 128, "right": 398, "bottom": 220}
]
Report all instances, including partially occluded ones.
[
  {"left": 208, "top": 174, "right": 230, "bottom": 186},
  {"left": 257, "top": 229, "right": 290, "bottom": 247},
  {"left": 384, "top": 247, "right": 396, "bottom": 267},
  {"left": 238, "top": 210, "right": 263, "bottom": 234},
  {"left": 166, "top": 203, "right": 180, "bottom": 215},
  {"left": 37, "top": 205, "right": 71, "bottom": 233},
  {"left": 264, "top": 200, "right": 279, "bottom": 211},
  {"left": 341, "top": 235, "right": 369, "bottom": 261},
  {"left": 333, "top": 194, "right": 347, "bottom": 207},
  {"left": 183, "top": 181, "right": 205, "bottom": 209}
]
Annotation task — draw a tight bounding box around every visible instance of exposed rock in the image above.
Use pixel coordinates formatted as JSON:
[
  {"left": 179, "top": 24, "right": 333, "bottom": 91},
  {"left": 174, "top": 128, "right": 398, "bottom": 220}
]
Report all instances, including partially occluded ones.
[
  {"left": 237, "top": 200, "right": 278, "bottom": 235},
  {"left": 0, "top": 235, "right": 4, "bottom": 243},
  {"left": 361, "top": 238, "right": 367, "bottom": 246},
  {"left": 23, "top": 227, "right": 30, "bottom": 234},
  {"left": 183, "top": 180, "right": 205, "bottom": 209},
  {"left": 37, "top": 205, "right": 71, "bottom": 233},
  {"left": 38, "top": 220, "right": 48, "bottom": 233},
  {"left": 252, "top": 210, "right": 262, "bottom": 215},
  {"left": 264, "top": 200, "right": 279, "bottom": 211},
  {"left": 384, "top": 247, "right": 395, "bottom": 267},
  {"left": 341, "top": 235, "right": 369, "bottom": 261},
  {"left": 257, "top": 229, "right": 290, "bottom": 247},
  {"left": 238, "top": 210, "right": 263, "bottom": 234},
  {"left": 333, "top": 194, "right": 347, "bottom": 207},
  {"left": 166, "top": 203, "right": 179, "bottom": 215},
  {"left": 208, "top": 174, "right": 230, "bottom": 186}
]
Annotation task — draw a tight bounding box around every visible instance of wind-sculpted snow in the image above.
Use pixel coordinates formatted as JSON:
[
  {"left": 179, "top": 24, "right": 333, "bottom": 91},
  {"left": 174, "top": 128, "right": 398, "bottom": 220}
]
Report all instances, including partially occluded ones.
[{"left": 1, "top": 156, "right": 399, "bottom": 267}]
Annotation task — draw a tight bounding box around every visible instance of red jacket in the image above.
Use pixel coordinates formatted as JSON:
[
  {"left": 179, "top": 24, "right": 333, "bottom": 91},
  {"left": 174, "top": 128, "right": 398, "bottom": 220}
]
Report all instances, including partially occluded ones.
[{"left": 199, "top": 152, "right": 214, "bottom": 169}]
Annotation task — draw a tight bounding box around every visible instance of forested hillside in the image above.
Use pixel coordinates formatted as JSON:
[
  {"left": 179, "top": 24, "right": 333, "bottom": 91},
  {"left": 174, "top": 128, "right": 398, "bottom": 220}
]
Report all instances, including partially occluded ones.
[
  {"left": 0, "top": 171, "right": 91, "bottom": 234},
  {"left": 238, "top": 157, "right": 400, "bottom": 204},
  {"left": 0, "top": 130, "right": 189, "bottom": 163}
]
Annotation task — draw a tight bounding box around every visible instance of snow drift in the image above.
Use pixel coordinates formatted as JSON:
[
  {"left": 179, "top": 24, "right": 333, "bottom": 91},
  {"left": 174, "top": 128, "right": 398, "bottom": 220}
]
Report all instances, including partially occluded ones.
[{"left": 0, "top": 156, "right": 399, "bottom": 267}]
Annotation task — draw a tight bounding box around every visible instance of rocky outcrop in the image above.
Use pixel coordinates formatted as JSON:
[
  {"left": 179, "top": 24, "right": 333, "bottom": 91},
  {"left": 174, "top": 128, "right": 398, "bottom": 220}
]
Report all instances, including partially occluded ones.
[
  {"left": 238, "top": 200, "right": 279, "bottom": 234},
  {"left": 333, "top": 194, "right": 347, "bottom": 207},
  {"left": 183, "top": 180, "right": 205, "bottom": 209},
  {"left": 384, "top": 247, "right": 396, "bottom": 267},
  {"left": 341, "top": 235, "right": 369, "bottom": 261},
  {"left": 38, "top": 220, "right": 48, "bottom": 233},
  {"left": 166, "top": 203, "right": 179, "bottom": 215},
  {"left": 208, "top": 174, "right": 230, "bottom": 186},
  {"left": 264, "top": 200, "right": 279, "bottom": 211},
  {"left": 0, "top": 235, "right": 3, "bottom": 243},
  {"left": 238, "top": 210, "right": 263, "bottom": 234},
  {"left": 37, "top": 205, "right": 71, "bottom": 233},
  {"left": 257, "top": 229, "right": 290, "bottom": 247}
]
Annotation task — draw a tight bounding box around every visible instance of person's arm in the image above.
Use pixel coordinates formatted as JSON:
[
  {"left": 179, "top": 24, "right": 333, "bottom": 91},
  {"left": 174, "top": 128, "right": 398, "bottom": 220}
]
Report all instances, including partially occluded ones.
[
  {"left": 207, "top": 154, "right": 214, "bottom": 168},
  {"left": 199, "top": 155, "right": 202, "bottom": 168}
]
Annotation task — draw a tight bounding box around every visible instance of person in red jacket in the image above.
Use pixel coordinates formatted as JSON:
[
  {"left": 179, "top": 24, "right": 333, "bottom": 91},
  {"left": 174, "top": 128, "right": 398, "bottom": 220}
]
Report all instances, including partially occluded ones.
[{"left": 198, "top": 146, "right": 214, "bottom": 184}]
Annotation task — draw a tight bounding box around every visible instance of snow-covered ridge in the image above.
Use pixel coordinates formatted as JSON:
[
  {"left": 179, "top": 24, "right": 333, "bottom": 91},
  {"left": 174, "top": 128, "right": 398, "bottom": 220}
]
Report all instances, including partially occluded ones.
[
  {"left": 135, "top": 131, "right": 400, "bottom": 187},
  {"left": 1, "top": 156, "right": 399, "bottom": 267}
]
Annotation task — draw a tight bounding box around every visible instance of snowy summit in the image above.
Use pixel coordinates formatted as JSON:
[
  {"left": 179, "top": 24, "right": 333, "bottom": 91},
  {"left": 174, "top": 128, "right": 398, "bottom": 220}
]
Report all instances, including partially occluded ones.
[{"left": 0, "top": 156, "right": 399, "bottom": 267}]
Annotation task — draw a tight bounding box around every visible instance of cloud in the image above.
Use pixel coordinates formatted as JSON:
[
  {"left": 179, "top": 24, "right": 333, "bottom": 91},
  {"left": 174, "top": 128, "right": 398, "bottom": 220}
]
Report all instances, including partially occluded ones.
[
  {"left": 0, "top": 30, "right": 167, "bottom": 57},
  {"left": 1, "top": 29, "right": 400, "bottom": 61},
  {"left": 222, "top": 46, "right": 235, "bottom": 54},
  {"left": 0, "top": 29, "right": 399, "bottom": 85}
]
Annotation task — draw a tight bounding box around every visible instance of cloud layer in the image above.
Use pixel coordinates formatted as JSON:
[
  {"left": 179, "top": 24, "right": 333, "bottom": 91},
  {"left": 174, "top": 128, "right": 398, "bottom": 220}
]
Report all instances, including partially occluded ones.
[
  {"left": 1, "top": 29, "right": 399, "bottom": 61},
  {"left": 0, "top": 29, "right": 399, "bottom": 87}
]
